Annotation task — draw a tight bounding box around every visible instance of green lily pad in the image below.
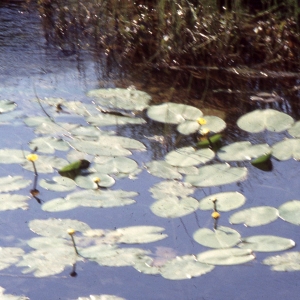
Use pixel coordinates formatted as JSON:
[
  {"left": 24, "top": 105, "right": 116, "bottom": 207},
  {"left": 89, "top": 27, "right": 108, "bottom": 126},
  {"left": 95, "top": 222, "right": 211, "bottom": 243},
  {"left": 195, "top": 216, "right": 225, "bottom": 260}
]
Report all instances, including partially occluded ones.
[
  {"left": 217, "top": 141, "right": 271, "bottom": 161},
  {"left": 263, "top": 252, "right": 300, "bottom": 271},
  {"left": 150, "top": 196, "right": 199, "bottom": 218},
  {"left": 272, "top": 138, "right": 300, "bottom": 160},
  {"left": 147, "top": 102, "right": 203, "bottom": 124},
  {"left": 288, "top": 121, "right": 300, "bottom": 137},
  {"left": 0, "top": 149, "right": 30, "bottom": 164},
  {"left": 238, "top": 235, "right": 295, "bottom": 252},
  {"left": 237, "top": 109, "right": 294, "bottom": 133},
  {"left": 193, "top": 226, "right": 241, "bottom": 249},
  {"left": 197, "top": 248, "right": 255, "bottom": 265},
  {"left": 87, "top": 88, "right": 151, "bottom": 111},
  {"left": 86, "top": 114, "right": 145, "bottom": 127},
  {"left": 0, "top": 176, "right": 31, "bottom": 192},
  {"left": 199, "top": 192, "right": 246, "bottom": 212},
  {"left": 185, "top": 163, "right": 247, "bottom": 187},
  {"left": 94, "top": 156, "right": 138, "bottom": 174},
  {"left": 29, "top": 218, "right": 91, "bottom": 238},
  {"left": 0, "top": 286, "right": 29, "bottom": 300},
  {"left": 177, "top": 116, "right": 226, "bottom": 135},
  {"left": 39, "top": 176, "right": 76, "bottom": 192},
  {"left": 149, "top": 181, "right": 194, "bottom": 200},
  {"left": 75, "top": 173, "right": 115, "bottom": 189},
  {"left": 42, "top": 190, "right": 137, "bottom": 212},
  {"left": 0, "top": 194, "right": 30, "bottom": 211},
  {"left": 160, "top": 255, "right": 215, "bottom": 280},
  {"left": 278, "top": 200, "right": 300, "bottom": 225},
  {"left": 29, "top": 136, "right": 69, "bottom": 154},
  {"left": 0, "top": 247, "right": 24, "bottom": 270},
  {"left": 0, "top": 100, "right": 16, "bottom": 113},
  {"left": 34, "top": 122, "right": 79, "bottom": 135},
  {"left": 165, "top": 147, "right": 215, "bottom": 167},
  {"left": 146, "top": 161, "right": 182, "bottom": 180},
  {"left": 229, "top": 206, "right": 278, "bottom": 227}
]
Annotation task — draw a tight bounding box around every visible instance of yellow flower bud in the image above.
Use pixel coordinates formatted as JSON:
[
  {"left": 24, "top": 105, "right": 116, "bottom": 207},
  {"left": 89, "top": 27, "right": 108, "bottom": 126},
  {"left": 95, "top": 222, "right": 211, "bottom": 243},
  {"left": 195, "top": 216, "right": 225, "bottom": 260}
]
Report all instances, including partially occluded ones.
[
  {"left": 200, "top": 128, "right": 210, "bottom": 135},
  {"left": 211, "top": 211, "right": 220, "bottom": 219},
  {"left": 26, "top": 154, "right": 38, "bottom": 162},
  {"left": 197, "top": 117, "right": 207, "bottom": 125},
  {"left": 67, "top": 229, "right": 76, "bottom": 236},
  {"left": 93, "top": 177, "right": 101, "bottom": 183}
]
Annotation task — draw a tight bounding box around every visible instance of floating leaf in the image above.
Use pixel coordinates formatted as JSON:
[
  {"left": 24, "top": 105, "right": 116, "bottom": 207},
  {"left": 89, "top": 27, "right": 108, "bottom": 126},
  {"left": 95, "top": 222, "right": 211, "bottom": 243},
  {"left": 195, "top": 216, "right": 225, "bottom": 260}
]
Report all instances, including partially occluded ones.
[
  {"left": 251, "top": 152, "right": 272, "bottom": 165},
  {"left": 278, "top": 200, "right": 300, "bottom": 225},
  {"left": 87, "top": 88, "right": 151, "bottom": 111},
  {"left": 146, "top": 161, "right": 182, "bottom": 180},
  {"left": 78, "top": 295, "right": 126, "bottom": 300},
  {"left": 0, "top": 110, "right": 24, "bottom": 123},
  {"left": 94, "top": 156, "right": 138, "bottom": 174},
  {"left": 288, "top": 121, "right": 300, "bottom": 138},
  {"left": 0, "top": 194, "right": 30, "bottom": 211},
  {"left": 42, "top": 190, "right": 137, "bottom": 212},
  {"left": 0, "top": 247, "right": 24, "bottom": 270},
  {"left": 237, "top": 109, "right": 294, "bottom": 133},
  {"left": 0, "top": 149, "right": 30, "bottom": 164},
  {"left": 0, "top": 100, "right": 16, "bottom": 113},
  {"left": 29, "top": 218, "right": 91, "bottom": 238},
  {"left": 217, "top": 141, "right": 271, "bottom": 161},
  {"left": 238, "top": 235, "right": 295, "bottom": 252},
  {"left": 150, "top": 196, "right": 198, "bottom": 218},
  {"left": 197, "top": 134, "right": 222, "bottom": 147},
  {"left": 199, "top": 192, "right": 246, "bottom": 212},
  {"left": 39, "top": 176, "right": 76, "bottom": 192},
  {"left": 34, "top": 122, "right": 79, "bottom": 135},
  {"left": 177, "top": 116, "right": 226, "bottom": 135},
  {"left": 197, "top": 248, "right": 255, "bottom": 265},
  {"left": 165, "top": 147, "right": 215, "bottom": 167},
  {"left": 133, "top": 255, "right": 161, "bottom": 275},
  {"left": 29, "top": 136, "right": 69, "bottom": 154},
  {"left": 263, "top": 252, "right": 300, "bottom": 271},
  {"left": 272, "top": 138, "right": 300, "bottom": 160},
  {"left": 160, "top": 255, "right": 214, "bottom": 280},
  {"left": 185, "top": 163, "right": 247, "bottom": 187},
  {"left": 149, "top": 181, "right": 194, "bottom": 200},
  {"left": 0, "top": 286, "right": 29, "bottom": 300},
  {"left": 0, "top": 176, "right": 31, "bottom": 192},
  {"left": 147, "top": 103, "right": 202, "bottom": 124},
  {"left": 193, "top": 226, "right": 241, "bottom": 249},
  {"left": 75, "top": 173, "right": 115, "bottom": 189},
  {"left": 22, "top": 155, "right": 68, "bottom": 173},
  {"left": 229, "top": 206, "right": 278, "bottom": 227},
  {"left": 86, "top": 114, "right": 145, "bottom": 127}
]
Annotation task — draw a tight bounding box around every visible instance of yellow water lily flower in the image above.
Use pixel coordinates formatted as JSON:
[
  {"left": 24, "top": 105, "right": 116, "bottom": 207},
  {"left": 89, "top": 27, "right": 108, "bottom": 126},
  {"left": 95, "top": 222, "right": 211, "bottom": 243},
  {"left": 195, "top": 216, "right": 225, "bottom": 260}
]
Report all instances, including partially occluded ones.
[
  {"left": 67, "top": 228, "right": 76, "bottom": 236},
  {"left": 197, "top": 117, "right": 207, "bottom": 125},
  {"left": 211, "top": 211, "right": 220, "bottom": 219},
  {"left": 200, "top": 128, "right": 210, "bottom": 135},
  {"left": 93, "top": 177, "right": 101, "bottom": 183},
  {"left": 26, "top": 154, "right": 38, "bottom": 162}
]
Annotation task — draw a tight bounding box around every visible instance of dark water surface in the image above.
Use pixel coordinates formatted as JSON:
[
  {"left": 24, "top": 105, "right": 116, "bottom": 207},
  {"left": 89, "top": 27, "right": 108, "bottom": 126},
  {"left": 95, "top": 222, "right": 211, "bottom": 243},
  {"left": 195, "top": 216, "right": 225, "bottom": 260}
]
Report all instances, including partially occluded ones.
[{"left": 1, "top": 2, "right": 300, "bottom": 300}]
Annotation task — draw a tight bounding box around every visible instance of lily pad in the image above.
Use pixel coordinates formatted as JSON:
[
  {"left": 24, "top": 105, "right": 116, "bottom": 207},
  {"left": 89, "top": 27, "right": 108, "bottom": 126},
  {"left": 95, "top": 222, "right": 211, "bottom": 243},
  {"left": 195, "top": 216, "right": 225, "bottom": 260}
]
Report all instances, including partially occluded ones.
[
  {"left": 78, "top": 295, "right": 126, "bottom": 300},
  {"left": 237, "top": 109, "right": 294, "bottom": 133},
  {"left": 150, "top": 196, "right": 199, "bottom": 218},
  {"left": 278, "top": 200, "right": 300, "bottom": 225},
  {"left": 146, "top": 161, "right": 182, "bottom": 180},
  {"left": 29, "top": 136, "right": 69, "bottom": 154},
  {"left": 229, "top": 206, "right": 278, "bottom": 227},
  {"left": 147, "top": 102, "right": 203, "bottom": 124},
  {"left": 0, "top": 100, "right": 16, "bottom": 113},
  {"left": 94, "top": 156, "right": 139, "bottom": 174},
  {"left": 160, "top": 255, "right": 214, "bottom": 280},
  {"left": 75, "top": 173, "right": 115, "bottom": 189},
  {"left": 263, "top": 252, "right": 300, "bottom": 271},
  {"left": 177, "top": 116, "right": 226, "bottom": 135},
  {"left": 0, "top": 247, "right": 24, "bottom": 270},
  {"left": 165, "top": 147, "right": 215, "bottom": 167},
  {"left": 0, "top": 149, "right": 30, "bottom": 164},
  {"left": 0, "top": 286, "right": 29, "bottom": 300},
  {"left": 197, "top": 248, "right": 255, "bottom": 265},
  {"left": 238, "top": 235, "right": 295, "bottom": 252},
  {"left": 87, "top": 88, "right": 151, "bottom": 111},
  {"left": 288, "top": 121, "right": 300, "bottom": 137},
  {"left": 185, "top": 163, "right": 247, "bottom": 187},
  {"left": 42, "top": 190, "right": 137, "bottom": 212},
  {"left": 272, "top": 138, "right": 300, "bottom": 160},
  {"left": 193, "top": 226, "right": 241, "bottom": 249},
  {"left": 0, "top": 176, "right": 31, "bottom": 192},
  {"left": 217, "top": 141, "right": 271, "bottom": 161},
  {"left": 29, "top": 218, "right": 91, "bottom": 238},
  {"left": 86, "top": 114, "right": 145, "bottom": 127},
  {"left": 149, "top": 181, "right": 194, "bottom": 200},
  {"left": 39, "top": 176, "right": 76, "bottom": 192},
  {"left": 199, "top": 192, "right": 246, "bottom": 212},
  {"left": 0, "top": 194, "right": 30, "bottom": 211}
]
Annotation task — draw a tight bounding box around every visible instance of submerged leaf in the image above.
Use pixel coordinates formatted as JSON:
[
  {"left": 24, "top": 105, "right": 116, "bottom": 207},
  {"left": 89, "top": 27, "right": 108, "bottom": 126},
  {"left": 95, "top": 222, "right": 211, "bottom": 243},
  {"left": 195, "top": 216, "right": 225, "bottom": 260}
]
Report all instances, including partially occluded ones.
[
  {"left": 229, "top": 206, "right": 278, "bottom": 227},
  {"left": 185, "top": 163, "right": 247, "bottom": 187},
  {"left": 160, "top": 255, "right": 214, "bottom": 280},
  {"left": 199, "top": 191, "right": 246, "bottom": 212}
]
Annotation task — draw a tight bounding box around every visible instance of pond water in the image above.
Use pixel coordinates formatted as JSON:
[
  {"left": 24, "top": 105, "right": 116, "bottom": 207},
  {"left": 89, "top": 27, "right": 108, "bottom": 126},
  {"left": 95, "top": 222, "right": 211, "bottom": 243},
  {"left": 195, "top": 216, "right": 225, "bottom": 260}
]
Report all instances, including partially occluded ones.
[{"left": 1, "top": 2, "right": 300, "bottom": 300}]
